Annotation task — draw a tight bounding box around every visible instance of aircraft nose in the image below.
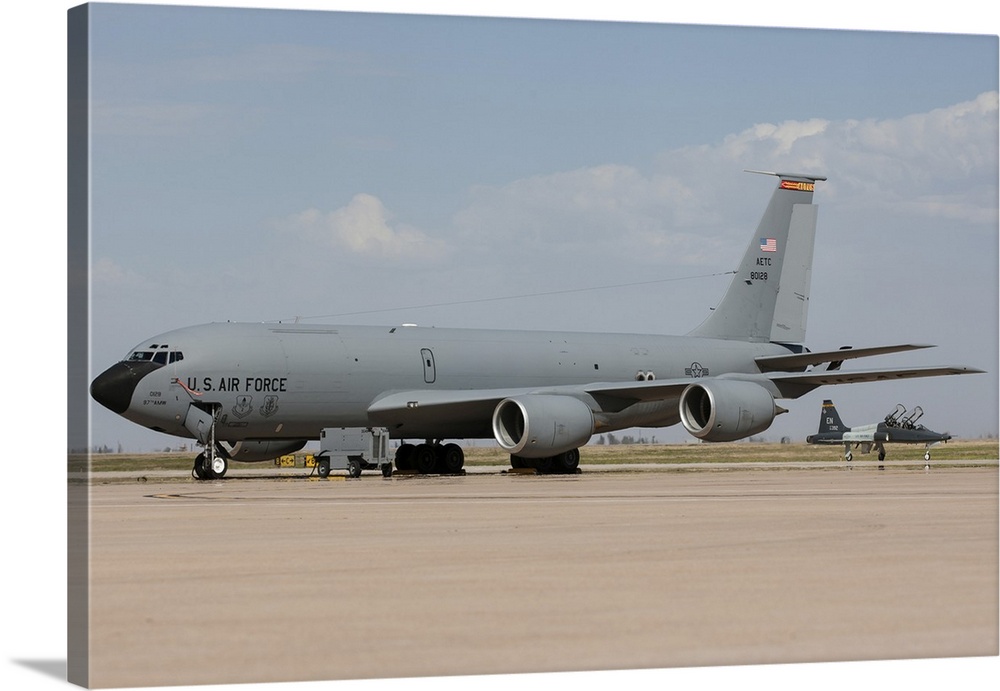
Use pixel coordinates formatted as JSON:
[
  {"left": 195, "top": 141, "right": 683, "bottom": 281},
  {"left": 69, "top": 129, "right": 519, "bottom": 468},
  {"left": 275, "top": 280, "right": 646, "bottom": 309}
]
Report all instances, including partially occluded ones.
[{"left": 90, "top": 361, "right": 160, "bottom": 414}]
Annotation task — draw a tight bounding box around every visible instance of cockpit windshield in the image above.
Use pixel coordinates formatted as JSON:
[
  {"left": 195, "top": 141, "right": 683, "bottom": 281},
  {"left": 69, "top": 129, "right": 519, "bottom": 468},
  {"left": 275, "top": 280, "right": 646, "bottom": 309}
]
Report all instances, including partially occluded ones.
[{"left": 126, "top": 348, "right": 184, "bottom": 365}]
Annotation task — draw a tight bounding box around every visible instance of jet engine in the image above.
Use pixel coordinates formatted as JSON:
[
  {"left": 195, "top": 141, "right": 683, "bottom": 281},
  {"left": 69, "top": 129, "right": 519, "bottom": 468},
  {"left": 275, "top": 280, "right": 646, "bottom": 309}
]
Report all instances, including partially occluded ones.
[
  {"left": 679, "top": 380, "right": 779, "bottom": 442},
  {"left": 224, "top": 440, "right": 307, "bottom": 462},
  {"left": 492, "top": 395, "right": 595, "bottom": 458}
]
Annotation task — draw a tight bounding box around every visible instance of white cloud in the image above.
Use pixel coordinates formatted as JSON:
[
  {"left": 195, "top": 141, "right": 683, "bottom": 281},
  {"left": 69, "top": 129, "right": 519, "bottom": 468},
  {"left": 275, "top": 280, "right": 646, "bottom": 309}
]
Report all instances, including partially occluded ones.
[
  {"left": 450, "top": 92, "right": 998, "bottom": 267},
  {"left": 280, "top": 193, "right": 451, "bottom": 262},
  {"left": 722, "top": 118, "right": 830, "bottom": 157}
]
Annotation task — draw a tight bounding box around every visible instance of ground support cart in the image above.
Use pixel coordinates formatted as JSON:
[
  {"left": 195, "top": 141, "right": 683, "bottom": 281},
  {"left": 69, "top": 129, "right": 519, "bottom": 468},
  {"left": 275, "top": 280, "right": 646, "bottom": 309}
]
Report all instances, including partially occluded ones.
[{"left": 316, "top": 427, "right": 392, "bottom": 478}]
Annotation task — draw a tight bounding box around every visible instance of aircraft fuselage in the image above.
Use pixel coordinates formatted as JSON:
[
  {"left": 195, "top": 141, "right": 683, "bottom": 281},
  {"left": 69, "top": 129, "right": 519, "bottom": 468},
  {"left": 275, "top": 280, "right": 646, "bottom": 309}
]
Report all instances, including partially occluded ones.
[
  {"left": 807, "top": 424, "right": 950, "bottom": 445},
  {"left": 94, "top": 321, "right": 791, "bottom": 444}
]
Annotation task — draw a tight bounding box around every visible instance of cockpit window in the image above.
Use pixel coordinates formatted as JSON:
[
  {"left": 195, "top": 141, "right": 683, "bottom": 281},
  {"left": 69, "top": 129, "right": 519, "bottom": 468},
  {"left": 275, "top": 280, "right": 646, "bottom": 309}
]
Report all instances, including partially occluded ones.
[{"left": 126, "top": 350, "right": 184, "bottom": 364}]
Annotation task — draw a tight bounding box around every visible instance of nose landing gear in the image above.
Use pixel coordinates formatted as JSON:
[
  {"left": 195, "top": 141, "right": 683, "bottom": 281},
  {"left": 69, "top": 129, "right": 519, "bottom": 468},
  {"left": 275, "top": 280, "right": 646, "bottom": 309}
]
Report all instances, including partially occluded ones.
[
  {"left": 184, "top": 402, "right": 228, "bottom": 480},
  {"left": 192, "top": 444, "right": 229, "bottom": 480}
]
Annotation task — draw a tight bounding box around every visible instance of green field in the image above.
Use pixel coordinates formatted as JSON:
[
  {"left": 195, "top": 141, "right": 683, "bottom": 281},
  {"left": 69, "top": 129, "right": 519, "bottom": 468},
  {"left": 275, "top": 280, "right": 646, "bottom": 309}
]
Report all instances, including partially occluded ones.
[
  {"left": 464, "top": 440, "right": 998, "bottom": 466},
  {"left": 74, "top": 439, "right": 998, "bottom": 473}
]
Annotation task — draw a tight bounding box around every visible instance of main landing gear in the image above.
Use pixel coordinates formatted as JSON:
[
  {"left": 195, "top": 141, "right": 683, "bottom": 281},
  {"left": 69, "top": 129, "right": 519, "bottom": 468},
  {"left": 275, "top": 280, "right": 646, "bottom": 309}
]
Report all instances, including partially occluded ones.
[
  {"left": 393, "top": 442, "right": 466, "bottom": 475},
  {"left": 842, "top": 447, "right": 886, "bottom": 467},
  {"left": 510, "top": 448, "right": 581, "bottom": 474},
  {"left": 392, "top": 443, "right": 582, "bottom": 475}
]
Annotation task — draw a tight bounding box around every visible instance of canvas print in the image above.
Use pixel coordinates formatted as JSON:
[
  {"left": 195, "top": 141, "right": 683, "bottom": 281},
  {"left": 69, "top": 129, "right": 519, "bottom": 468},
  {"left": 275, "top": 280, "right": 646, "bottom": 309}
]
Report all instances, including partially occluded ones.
[{"left": 68, "top": 3, "right": 998, "bottom": 689}]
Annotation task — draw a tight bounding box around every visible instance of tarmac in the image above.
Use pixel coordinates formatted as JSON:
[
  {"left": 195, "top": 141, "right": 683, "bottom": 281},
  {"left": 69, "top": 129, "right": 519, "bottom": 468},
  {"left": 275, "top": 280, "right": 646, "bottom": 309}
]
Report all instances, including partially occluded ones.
[{"left": 78, "top": 461, "right": 998, "bottom": 688}]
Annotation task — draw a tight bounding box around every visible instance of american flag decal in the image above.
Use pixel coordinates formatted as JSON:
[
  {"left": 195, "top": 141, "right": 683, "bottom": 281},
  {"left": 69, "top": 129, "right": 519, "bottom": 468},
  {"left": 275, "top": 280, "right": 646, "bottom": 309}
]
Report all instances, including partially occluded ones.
[{"left": 760, "top": 237, "right": 777, "bottom": 252}]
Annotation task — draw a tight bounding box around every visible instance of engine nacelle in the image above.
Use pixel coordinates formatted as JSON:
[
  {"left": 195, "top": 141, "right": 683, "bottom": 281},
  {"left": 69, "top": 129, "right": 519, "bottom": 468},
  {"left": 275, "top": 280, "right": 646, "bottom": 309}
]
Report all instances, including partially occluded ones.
[
  {"left": 679, "top": 380, "right": 778, "bottom": 442},
  {"left": 492, "top": 395, "right": 595, "bottom": 458},
  {"left": 224, "top": 440, "right": 307, "bottom": 462}
]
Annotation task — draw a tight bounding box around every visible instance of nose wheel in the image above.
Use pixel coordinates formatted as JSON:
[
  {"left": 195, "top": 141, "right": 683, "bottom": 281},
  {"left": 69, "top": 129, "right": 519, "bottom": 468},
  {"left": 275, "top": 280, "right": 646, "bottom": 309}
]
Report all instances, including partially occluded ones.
[{"left": 192, "top": 447, "right": 228, "bottom": 480}]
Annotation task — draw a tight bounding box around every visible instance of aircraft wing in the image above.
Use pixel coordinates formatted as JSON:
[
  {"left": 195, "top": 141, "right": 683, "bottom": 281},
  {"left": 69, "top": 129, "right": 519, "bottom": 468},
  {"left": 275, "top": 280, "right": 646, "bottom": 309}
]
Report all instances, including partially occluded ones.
[
  {"left": 366, "top": 378, "right": 695, "bottom": 437},
  {"left": 368, "top": 388, "right": 508, "bottom": 433},
  {"left": 367, "top": 362, "right": 983, "bottom": 439},
  {"left": 754, "top": 344, "right": 934, "bottom": 372},
  {"left": 559, "top": 362, "right": 984, "bottom": 403},
  {"left": 369, "top": 363, "right": 983, "bottom": 432},
  {"left": 767, "top": 365, "right": 985, "bottom": 398},
  {"left": 369, "top": 378, "right": 698, "bottom": 415}
]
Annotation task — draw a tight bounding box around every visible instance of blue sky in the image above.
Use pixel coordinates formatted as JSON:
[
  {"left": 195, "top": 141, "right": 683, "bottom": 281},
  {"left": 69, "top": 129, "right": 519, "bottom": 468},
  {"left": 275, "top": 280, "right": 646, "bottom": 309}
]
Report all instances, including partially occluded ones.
[
  {"left": 2, "top": 3, "right": 998, "bottom": 691},
  {"left": 81, "top": 2, "right": 998, "bottom": 452}
]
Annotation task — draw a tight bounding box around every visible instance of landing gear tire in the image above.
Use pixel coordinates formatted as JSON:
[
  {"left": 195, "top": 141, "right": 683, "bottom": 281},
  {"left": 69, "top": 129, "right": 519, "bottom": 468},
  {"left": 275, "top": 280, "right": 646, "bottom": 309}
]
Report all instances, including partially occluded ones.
[
  {"left": 554, "top": 449, "right": 580, "bottom": 473},
  {"left": 413, "top": 444, "right": 437, "bottom": 474},
  {"left": 381, "top": 463, "right": 393, "bottom": 478},
  {"left": 845, "top": 451, "right": 853, "bottom": 463},
  {"left": 924, "top": 451, "right": 931, "bottom": 462},
  {"left": 440, "top": 443, "right": 465, "bottom": 474},
  {"left": 193, "top": 453, "right": 208, "bottom": 480},
  {"left": 210, "top": 455, "right": 228, "bottom": 478},
  {"left": 395, "top": 444, "right": 415, "bottom": 471},
  {"left": 533, "top": 456, "right": 554, "bottom": 473},
  {"left": 193, "top": 452, "right": 227, "bottom": 480}
]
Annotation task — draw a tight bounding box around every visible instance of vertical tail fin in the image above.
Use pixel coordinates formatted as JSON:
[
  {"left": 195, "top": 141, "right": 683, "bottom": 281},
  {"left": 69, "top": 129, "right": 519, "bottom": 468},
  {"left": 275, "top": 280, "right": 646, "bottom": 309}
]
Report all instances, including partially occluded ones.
[
  {"left": 689, "top": 171, "right": 825, "bottom": 344},
  {"left": 817, "top": 399, "right": 848, "bottom": 434}
]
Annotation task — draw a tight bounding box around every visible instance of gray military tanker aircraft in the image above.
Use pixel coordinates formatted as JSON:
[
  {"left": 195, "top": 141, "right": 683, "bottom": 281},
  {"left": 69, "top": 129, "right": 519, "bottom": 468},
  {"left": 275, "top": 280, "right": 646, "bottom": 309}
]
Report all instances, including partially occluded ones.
[
  {"left": 90, "top": 171, "right": 983, "bottom": 479},
  {"left": 806, "top": 399, "right": 953, "bottom": 463}
]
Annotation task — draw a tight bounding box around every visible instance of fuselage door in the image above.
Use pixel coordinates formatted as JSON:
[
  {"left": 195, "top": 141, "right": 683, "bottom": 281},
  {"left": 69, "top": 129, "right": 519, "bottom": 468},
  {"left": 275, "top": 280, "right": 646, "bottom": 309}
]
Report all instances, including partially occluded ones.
[
  {"left": 183, "top": 404, "right": 215, "bottom": 445},
  {"left": 420, "top": 348, "right": 436, "bottom": 384}
]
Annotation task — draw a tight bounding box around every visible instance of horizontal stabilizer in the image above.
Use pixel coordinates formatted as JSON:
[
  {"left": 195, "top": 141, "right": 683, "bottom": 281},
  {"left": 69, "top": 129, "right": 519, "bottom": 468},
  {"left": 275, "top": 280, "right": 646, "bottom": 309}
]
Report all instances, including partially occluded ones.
[{"left": 756, "top": 344, "right": 935, "bottom": 372}]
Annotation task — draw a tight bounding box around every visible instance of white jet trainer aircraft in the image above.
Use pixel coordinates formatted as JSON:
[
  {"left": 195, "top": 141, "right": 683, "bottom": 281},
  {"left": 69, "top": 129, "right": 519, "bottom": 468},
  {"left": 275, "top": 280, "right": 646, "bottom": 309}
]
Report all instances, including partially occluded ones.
[{"left": 91, "top": 171, "right": 983, "bottom": 479}]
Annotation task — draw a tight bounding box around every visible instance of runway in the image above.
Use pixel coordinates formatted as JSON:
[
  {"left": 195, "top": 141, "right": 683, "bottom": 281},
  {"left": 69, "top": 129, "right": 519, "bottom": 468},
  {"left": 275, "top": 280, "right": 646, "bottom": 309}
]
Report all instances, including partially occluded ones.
[{"left": 81, "top": 465, "right": 998, "bottom": 688}]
